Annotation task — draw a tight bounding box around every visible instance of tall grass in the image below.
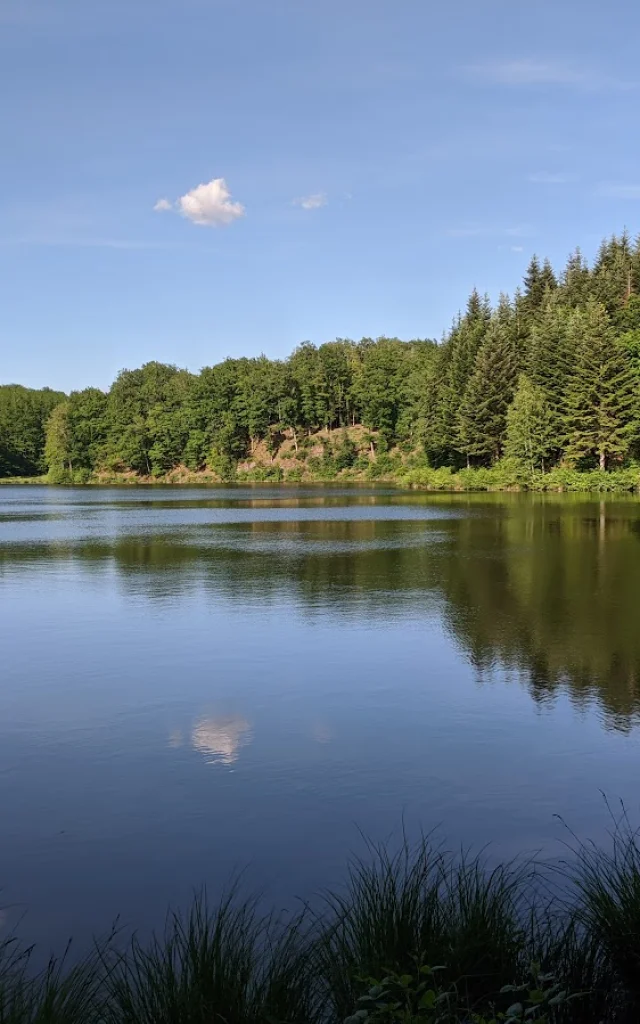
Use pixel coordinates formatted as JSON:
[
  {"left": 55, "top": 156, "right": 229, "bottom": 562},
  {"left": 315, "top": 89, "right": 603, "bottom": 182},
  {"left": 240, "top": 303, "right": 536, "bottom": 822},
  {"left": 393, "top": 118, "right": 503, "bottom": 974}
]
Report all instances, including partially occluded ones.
[
  {"left": 0, "top": 938, "right": 105, "bottom": 1023},
  {"left": 7, "top": 824, "right": 640, "bottom": 1021},
  {"left": 315, "top": 838, "right": 536, "bottom": 1020},
  {"left": 315, "top": 837, "right": 448, "bottom": 1018},
  {"left": 104, "top": 890, "right": 317, "bottom": 1024},
  {"left": 565, "top": 808, "right": 640, "bottom": 1020}
]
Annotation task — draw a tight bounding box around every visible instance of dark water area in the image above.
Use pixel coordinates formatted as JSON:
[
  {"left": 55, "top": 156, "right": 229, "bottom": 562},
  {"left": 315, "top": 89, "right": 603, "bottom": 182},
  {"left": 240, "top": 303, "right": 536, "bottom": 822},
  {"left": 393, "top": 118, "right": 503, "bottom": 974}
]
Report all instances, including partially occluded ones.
[{"left": 1, "top": 485, "right": 640, "bottom": 951}]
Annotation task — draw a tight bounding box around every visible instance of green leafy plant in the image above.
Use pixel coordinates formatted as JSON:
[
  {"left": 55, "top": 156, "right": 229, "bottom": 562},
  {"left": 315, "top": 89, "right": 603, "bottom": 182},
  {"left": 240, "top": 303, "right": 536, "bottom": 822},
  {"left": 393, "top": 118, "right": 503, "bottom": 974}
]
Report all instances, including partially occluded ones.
[
  {"left": 345, "top": 963, "right": 584, "bottom": 1024},
  {"left": 344, "top": 962, "right": 453, "bottom": 1024}
]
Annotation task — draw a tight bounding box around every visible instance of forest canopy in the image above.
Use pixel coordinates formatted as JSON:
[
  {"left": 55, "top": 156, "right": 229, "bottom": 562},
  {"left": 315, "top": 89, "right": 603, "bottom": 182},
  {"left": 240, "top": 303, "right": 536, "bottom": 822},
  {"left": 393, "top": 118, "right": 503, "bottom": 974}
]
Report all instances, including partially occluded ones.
[{"left": 3, "top": 231, "right": 640, "bottom": 481}]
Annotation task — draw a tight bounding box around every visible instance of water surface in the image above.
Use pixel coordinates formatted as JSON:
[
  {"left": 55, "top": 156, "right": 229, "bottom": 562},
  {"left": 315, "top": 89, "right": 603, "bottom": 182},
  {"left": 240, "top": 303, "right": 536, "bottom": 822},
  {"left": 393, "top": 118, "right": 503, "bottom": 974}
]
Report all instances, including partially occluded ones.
[{"left": 1, "top": 485, "right": 640, "bottom": 949}]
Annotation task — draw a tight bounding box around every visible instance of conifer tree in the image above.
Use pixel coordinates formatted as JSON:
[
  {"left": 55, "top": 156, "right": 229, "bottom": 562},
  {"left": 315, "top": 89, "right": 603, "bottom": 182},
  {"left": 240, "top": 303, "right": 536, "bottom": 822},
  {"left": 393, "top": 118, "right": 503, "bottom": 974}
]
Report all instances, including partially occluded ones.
[
  {"left": 540, "top": 257, "right": 558, "bottom": 296},
  {"left": 564, "top": 301, "right": 637, "bottom": 469},
  {"left": 526, "top": 298, "right": 574, "bottom": 456},
  {"left": 560, "top": 248, "right": 591, "bottom": 308},
  {"left": 522, "top": 256, "right": 556, "bottom": 319},
  {"left": 456, "top": 319, "right": 518, "bottom": 464},
  {"left": 426, "top": 291, "right": 490, "bottom": 465},
  {"left": 592, "top": 232, "right": 633, "bottom": 320},
  {"left": 505, "top": 375, "right": 554, "bottom": 472}
]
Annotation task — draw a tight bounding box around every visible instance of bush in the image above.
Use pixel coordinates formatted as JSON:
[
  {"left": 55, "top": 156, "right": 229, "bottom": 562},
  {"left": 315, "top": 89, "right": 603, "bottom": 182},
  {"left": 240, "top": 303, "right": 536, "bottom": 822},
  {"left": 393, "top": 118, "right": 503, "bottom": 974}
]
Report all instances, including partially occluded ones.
[
  {"left": 207, "top": 450, "right": 237, "bottom": 482},
  {"left": 47, "top": 466, "right": 73, "bottom": 485},
  {"left": 401, "top": 462, "right": 640, "bottom": 493},
  {"left": 346, "top": 962, "right": 582, "bottom": 1024},
  {"left": 237, "top": 464, "right": 284, "bottom": 482}
]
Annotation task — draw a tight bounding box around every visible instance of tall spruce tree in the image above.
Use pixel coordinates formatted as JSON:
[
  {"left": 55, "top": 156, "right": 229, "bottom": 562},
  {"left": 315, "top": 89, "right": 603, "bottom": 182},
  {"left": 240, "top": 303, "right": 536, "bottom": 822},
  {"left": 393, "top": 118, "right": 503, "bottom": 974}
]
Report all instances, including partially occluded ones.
[
  {"left": 522, "top": 256, "right": 556, "bottom": 320},
  {"left": 526, "top": 297, "right": 574, "bottom": 458},
  {"left": 431, "top": 291, "right": 491, "bottom": 465},
  {"left": 456, "top": 318, "right": 518, "bottom": 464},
  {"left": 592, "top": 232, "right": 634, "bottom": 321},
  {"left": 505, "top": 375, "right": 554, "bottom": 472},
  {"left": 560, "top": 248, "right": 591, "bottom": 308},
  {"left": 564, "top": 300, "right": 637, "bottom": 470}
]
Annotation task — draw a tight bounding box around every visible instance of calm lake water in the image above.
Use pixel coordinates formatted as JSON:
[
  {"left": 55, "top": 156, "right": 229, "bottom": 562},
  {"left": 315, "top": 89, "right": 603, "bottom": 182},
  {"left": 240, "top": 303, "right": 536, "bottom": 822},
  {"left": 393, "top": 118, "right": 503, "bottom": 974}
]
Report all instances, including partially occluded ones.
[{"left": 1, "top": 484, "right": 640, "bottom": 950}]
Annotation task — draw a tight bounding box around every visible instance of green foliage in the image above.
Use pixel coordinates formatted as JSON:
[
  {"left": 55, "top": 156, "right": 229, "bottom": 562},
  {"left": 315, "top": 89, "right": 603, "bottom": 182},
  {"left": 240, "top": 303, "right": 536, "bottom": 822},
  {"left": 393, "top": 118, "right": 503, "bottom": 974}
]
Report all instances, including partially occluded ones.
[
  {"left": 525, "top": 300, "right": 574, "bottom": 455},
  {"left": 0, "top": 385, "right": 66, "bottom": 477},
  {"left": 401, "top": 463, "right": 640, "bottom": 492},
  {"left": 208, "top": 445, "right": 237, "bottom": 482},
  {"left": 317, "top": 838, "right": 531, "bottom": 1023},
  {"left": 457, "top": 319, "right": 518, "bottom": 464},
  {"left": 564, "top": 301, "right": 637, "bottom": 469},
  {"left": 237, "top": 463, "right": 284, "bottom": 482},
  {"left": 345, "top": 963, "right": 581, "bottom": 1024},
  {"left": 344, "top": 963, "right": 454, "bottom": 1024},
  {"left": 44, "top": 402, "right": 72, "bottom": 482},
  {"left": 522, "top": 255, "right": 557, "bottom": 319},
  {"left": 8, "top": 228, "right": 640, "bottom": 483},
  {"left": 505, "top": 377, "right": 555, "bottom": 472},
  {"left": 334, "top": 433, "right": 358, "bottom": 471}
]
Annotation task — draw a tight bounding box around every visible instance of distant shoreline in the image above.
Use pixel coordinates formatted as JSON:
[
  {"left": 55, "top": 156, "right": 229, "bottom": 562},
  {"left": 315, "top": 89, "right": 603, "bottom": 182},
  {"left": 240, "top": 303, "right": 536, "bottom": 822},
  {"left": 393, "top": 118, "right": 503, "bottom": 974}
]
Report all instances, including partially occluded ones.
[{"left": 3, "top": 466, "right": 640, "bottom": 493}]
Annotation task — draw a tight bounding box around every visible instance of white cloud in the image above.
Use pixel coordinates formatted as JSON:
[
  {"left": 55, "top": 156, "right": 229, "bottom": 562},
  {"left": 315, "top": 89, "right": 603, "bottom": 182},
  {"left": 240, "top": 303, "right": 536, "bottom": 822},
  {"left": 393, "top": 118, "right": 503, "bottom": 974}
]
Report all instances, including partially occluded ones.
[
  {"left": 464, "top": 58, "right": 635, "bottom": 91},
  {"left": 154, "top": 177, "right": 245, "bottom": 227},
  {"left": 511, "top": 245, "right": 525, "bottom": 252},
  {"left": 293, "top": 192, "right": 328, "bottom": 210},
  {"left": 595, "top": 183, "right": 640, "bottom": 199},
  {"left": 528, "top": 172, "right": 576, "bottom": 184}
]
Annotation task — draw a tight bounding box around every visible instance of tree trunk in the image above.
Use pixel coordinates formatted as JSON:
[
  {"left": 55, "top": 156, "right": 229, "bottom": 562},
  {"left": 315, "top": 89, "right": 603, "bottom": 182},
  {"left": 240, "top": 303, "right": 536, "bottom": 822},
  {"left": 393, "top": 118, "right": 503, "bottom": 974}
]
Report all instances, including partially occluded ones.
[
  {"left": 599, "top": 450, "right": 606, "bottom": 471},
  {"left": 466, "top": 455, "right": 470, "bottom": 469}
]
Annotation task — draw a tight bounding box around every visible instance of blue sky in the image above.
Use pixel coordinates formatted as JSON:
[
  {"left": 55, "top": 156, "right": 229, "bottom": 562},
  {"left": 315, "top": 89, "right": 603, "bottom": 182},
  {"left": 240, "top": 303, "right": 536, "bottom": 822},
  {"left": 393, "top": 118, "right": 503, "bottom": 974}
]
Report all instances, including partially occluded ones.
[{"left": 2, "top": 0, "right": 640, "bottom": 392}]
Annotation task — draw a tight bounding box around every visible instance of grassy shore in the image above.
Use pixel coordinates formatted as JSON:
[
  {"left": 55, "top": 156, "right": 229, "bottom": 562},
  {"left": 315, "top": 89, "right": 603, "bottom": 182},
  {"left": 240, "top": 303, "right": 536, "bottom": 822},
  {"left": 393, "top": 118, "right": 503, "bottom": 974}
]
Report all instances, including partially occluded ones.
[
  {"left": 4, "top": 824, "right": 640, "bottom": 1022},
  {"left": 3, "top": 463, "right": 640, "bottom": 492},
  {"left": 400, "top": 464, "right": 640, "bottom": 492},
  {"left": 0, "top": 476, "right": 47, "bottom": 485}
]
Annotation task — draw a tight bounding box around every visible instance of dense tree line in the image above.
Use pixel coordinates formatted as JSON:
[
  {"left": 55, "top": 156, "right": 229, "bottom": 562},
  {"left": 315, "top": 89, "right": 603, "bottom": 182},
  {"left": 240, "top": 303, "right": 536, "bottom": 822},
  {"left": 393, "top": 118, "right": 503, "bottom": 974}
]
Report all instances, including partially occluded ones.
[
  {"left": 3, "top": 230, "right": 640, "bottom": 481},
  {"left": 0, "top": 385, "right": 65, "bottom": 477},
  {"left": 40, "top": 339, "right": 437, "bottom": 481}
]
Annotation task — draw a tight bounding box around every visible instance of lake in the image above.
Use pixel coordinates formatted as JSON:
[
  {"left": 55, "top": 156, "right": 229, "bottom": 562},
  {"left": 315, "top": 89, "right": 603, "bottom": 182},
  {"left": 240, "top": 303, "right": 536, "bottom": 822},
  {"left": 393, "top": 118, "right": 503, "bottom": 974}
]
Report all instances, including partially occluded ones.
[{"left": 1, "top": 484, "right": 640, "bottom": 952}]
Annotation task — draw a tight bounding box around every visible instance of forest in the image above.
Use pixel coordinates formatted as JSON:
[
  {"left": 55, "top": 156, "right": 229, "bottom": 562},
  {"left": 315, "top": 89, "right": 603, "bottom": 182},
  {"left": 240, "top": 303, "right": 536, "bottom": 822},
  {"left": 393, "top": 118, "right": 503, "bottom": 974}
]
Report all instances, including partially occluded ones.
[{"left": 3, "top": 230, "right": 640, "bottom": 484}]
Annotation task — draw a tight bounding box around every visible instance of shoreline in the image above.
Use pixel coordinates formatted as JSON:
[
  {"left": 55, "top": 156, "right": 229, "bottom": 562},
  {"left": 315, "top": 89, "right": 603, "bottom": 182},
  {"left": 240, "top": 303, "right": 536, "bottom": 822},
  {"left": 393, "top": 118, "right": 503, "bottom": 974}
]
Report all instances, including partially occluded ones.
[
  {"left": 0, "top": 830, "right": 637, "bottom": 1023},
  {"left": 3, "top": 466, "right": 640, "bottom": 493}
]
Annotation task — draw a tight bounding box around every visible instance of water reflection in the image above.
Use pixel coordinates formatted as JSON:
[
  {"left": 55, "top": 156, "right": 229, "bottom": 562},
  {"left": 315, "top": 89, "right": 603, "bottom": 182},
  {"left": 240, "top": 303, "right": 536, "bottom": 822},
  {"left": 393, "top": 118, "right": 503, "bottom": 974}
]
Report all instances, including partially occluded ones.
[
  {"left": 169, "top": 717, "right": 253, "bottom": 765},
  {"left": 2, "top": 491, "right": 640, "bottom": 731},
  {"left": 190, "top": 716, "right": 253, "bottom": 765}
]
